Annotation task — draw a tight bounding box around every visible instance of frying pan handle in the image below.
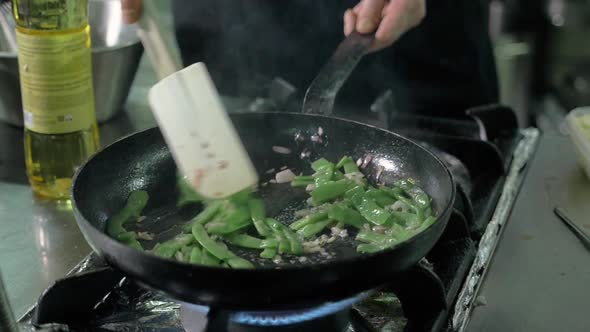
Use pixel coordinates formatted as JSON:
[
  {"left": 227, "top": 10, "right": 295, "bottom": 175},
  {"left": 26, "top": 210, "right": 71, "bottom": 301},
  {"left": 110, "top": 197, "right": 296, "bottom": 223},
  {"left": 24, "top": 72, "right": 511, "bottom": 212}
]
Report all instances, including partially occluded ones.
[{"left": 302, "top": 32, "right": 374, "bottom": 115}]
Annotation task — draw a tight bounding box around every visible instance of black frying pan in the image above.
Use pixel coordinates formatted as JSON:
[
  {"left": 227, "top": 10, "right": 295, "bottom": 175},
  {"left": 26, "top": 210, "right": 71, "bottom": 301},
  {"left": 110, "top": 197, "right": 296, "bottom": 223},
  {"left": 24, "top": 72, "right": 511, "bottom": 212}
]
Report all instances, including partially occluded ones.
[{"left": 71, "top": 112, "right": 455, "bottom": 310}]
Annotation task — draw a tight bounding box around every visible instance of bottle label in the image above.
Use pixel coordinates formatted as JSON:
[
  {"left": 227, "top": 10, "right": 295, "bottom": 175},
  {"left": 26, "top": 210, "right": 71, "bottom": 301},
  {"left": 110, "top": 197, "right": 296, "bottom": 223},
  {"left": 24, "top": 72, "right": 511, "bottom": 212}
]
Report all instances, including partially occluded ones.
[{"left": 16, "top": 27, "right": 96, "bottom": 134}]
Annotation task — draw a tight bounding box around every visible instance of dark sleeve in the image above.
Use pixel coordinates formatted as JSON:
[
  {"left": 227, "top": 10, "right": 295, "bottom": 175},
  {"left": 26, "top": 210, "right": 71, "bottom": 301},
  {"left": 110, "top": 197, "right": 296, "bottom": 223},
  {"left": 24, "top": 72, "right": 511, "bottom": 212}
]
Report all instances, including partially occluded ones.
[
  {"left": 376, "top": 0, "right": 499, "bottom": 116},
  {"left": 172, "top": 0, "right": 498, "bottom": 117}
]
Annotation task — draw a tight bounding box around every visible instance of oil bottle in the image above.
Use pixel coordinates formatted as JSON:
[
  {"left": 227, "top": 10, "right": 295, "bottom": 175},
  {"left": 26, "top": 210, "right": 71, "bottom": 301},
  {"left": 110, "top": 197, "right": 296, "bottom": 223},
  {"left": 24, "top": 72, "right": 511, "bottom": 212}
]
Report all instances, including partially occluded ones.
[{"left": 12, "top": 0, "right": 99, "bottom": 199}]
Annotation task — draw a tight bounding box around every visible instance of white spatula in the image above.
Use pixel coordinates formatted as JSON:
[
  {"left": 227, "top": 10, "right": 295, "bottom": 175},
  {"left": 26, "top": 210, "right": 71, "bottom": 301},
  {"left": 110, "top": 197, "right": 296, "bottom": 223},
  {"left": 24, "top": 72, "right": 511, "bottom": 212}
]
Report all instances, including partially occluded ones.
[{"left": 136, "top": 0, "right": 258, "bottom": 199}]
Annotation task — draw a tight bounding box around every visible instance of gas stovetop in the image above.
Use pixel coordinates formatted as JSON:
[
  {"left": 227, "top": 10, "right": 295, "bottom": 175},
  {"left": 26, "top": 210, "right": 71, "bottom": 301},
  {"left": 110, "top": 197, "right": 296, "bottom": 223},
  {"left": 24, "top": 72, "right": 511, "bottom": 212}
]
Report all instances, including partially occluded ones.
[{"left": 17, "top": 103, "right": 540, "bottom": 332}]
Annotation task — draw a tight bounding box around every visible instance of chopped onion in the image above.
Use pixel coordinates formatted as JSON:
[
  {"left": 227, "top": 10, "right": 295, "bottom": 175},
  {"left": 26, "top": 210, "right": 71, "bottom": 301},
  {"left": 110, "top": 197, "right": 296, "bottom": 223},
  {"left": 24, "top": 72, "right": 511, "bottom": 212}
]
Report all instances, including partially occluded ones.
[
  {"left": 387, "top": 201, "right": 409, "bottom": 213},
  {"left": 269, "top": 179, "right": 277, "bottom": 184},
  {"left": 273, "top": 256, "right": 283, "bottom": 264},
  {"left": 376, "top": 166, "right": 385, "bottom": 182},
  {"left": 136, "top": 216, "right": 146, "bottom": 223},
  {"left": 294, "top": 132, "right": 305, "bottom": 142},
  {"left": 331, "top": 227, "right": 342, "bottom": 236},
  {"left": 361, "top": 154, "right": 373, "bottom": 169},
  {"left": 275, "top": 169, "right": 296, "bottom": 183},
  {"left": 372, "top": 226, "right": 388, "bottom": 234},
  {"left": 344, "top": 172, "right": 365, "bottom": 185},
  {"left": 272, "top": 146, "right": 292, "bottom": 154},
  {"left": 265, "top": 168, "right": 276, "bottom": 174},
  {"left": 299, "top": 256, "right": 308, "bottom": 263},
  {"left": 310, "top": 134, "right": 321, "bottom": 143},
  {"left": 318, "top": 126, "right": 324, "bottom": 136},
  {"left": 137, "top": 232, "right": 154, "bottom": 240},
  {"left": 304, "top": 246, "right": 322, "bottom": 254},
  {"left": 305, "top": 183, "right": 316, "bottom": 192},
  {"left": 356, "top": 158, "right": 363, "bottom": 167},
  {"left": 294, "top": 209, "right": 312, "bottom": 218},
  {"left": 300, "top": 149, "right": 311, "bottom": 159},
  {"left": 280, "top": 166, "right": 288, "bottom": 170},
  {"left": 174, "top": 252, "right": 184, "bottom": 262}
]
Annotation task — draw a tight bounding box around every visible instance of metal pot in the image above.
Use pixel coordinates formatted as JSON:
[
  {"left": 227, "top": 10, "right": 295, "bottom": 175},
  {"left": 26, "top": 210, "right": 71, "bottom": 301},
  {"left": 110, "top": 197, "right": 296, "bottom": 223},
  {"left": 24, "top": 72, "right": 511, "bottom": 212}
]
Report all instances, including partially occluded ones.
[{"left": 0, "top": 0, "right": 143, "bottom": 127}]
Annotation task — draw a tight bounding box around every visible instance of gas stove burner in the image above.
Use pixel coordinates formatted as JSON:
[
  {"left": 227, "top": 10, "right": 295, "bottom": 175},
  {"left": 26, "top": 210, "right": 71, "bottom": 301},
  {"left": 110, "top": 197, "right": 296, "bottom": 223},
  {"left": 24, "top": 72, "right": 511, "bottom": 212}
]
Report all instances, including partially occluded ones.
[
  {"left": 180, "top": 293, "right": 369, "bottom": 332},
  {"left": 231, "top": 293, "right": 367, "bottom": 326}
]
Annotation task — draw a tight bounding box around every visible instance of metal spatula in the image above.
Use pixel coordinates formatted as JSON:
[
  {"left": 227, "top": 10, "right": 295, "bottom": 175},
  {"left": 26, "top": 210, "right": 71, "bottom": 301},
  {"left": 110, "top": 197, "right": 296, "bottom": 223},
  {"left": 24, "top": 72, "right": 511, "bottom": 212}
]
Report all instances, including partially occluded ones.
[{"left": 137, "top": 0, "right": 258, "bottom": 199}]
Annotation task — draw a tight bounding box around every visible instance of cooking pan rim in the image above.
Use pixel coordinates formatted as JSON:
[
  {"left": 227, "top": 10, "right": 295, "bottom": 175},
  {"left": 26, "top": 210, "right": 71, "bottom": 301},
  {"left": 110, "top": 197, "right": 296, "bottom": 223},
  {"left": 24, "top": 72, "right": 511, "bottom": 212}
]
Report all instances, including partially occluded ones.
[{"left": 71, "top": 112, "right": 456, "bottom": 272}]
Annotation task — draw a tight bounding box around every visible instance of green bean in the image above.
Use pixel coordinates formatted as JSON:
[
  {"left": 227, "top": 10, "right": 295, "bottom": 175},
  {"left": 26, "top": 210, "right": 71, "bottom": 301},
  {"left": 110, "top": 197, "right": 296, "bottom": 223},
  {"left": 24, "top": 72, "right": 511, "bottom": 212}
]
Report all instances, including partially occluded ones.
[
  {"left": 261, "top": 238, "right": 278, "bottom": 248},
  {"left": 253, "top": 219, "right": 273, "bottom": 237},
  {"left": 395, "top": 180, "right": 431, "bottom": 211},
  {"left": 332, "top": 171, "right": 345, "bottom": 181},
  {"left": 228, "top": 188, "right": 252, "bottom": 205},
  {"left": 328, "top": 204, "right": 366, "bottom": 229},
  {"left": 352, "top": 193, "right": 391, "bottom": 225},
  {"left": 291, "top": 176, "right": 314, "bottom": 187},
  {"left": 392, "top": 193, "right": 424, "bottom": 220},
  {"left": 266, "top": 217, "right": 304, "bottom": 254},
  {"left": 224, "top": 233, "right": 264, "bottom": 249},
  {"left": 152, "top": 234, "right": 193, "bottom": 258},
  {"left": 289, "top": 210, "right": 329, "bottom": 230},
  {"left": 189, "top": 247, "right": 202, "bottom": 263},
  {"left": 311, "top": 179, "right": 355, "bottom": 204},
  {"left": 336, "top": 156, "right": 360, "bottom": 174},
  {"left": 297, "top": 219, "right": 334, "bottom": 239},
  {"left": 177, "top": 173, "right": 204, "bottom": 207},
  {"left": 206, "top": 206, "right": 251, "bottom": 234},
  {"left": 357, "top": 243, "right": 388, "bottom": 254},
  {"left": 387, "top": 224, "right": 415, "bottom": 242},
  {"left": 378, "top": 186, "right": 404, "bottom": 199},
  {"left": 178, "top": 245, "right": 193, "bottom": 261},
  {"left": 284, "top": 229, "right": 304, "bottom": 254},
  {"left": 415, "top": 216, "right": 436, "bottom": 232},
  {"left": 313, "top": 164, "right": 335, "bottom": 187},
  {"left": 201, "top": 250, "right": 220, "bottom": 266},
  {"left": 226, "top": 257, "right": 255, "bottom": 269},
  {"left": 248, "top": 199, "right": 271, "bottom": 238},
  {"left": 335, "top": 156, "right": 351, "bottom": 169},
  {"left": 356, "top": 230, "right": 398, "bottom": 246},
  {"left": 311, "top": 158, "right": 334, "bottom": 171},
  {"left": 115, "top": 231, "right": 143, "bottom": 250},
  {"left": 192, "top": 224, "right": 236, "bottom": 260},
  {"left": 364, "top": 188, "right": 396, "bottom": 207},
  {"left": 260, "top": 247, "right": 277, "bottom": 259},
  {"left": 345, "top": 185, "right": 365, "bottom": 200},
  {"left": 182, "top": 200, "right": 223, "bottom": 233},
  {"left": 389, "top": 210, "right": 422, "bottom": 228},
  {"left": 106, "top": 190, "right": 149, "bottom": 238},
  {"left": 265, "top": 218, "right": 293, "bottom": 254},
  {"left": 249, "top": 199, "right": 265, "bottom": 222}
]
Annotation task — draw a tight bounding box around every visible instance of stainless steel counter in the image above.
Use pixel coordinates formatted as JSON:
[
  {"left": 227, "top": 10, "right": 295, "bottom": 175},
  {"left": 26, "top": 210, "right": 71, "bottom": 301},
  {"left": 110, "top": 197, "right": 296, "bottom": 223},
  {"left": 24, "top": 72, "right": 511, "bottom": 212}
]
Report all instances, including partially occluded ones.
[
  {"left": 0, "top": 57, "right": 159, "bottom": 318},
  {"left": 466, "top": 131, "right": 590, "bottom": 331}
]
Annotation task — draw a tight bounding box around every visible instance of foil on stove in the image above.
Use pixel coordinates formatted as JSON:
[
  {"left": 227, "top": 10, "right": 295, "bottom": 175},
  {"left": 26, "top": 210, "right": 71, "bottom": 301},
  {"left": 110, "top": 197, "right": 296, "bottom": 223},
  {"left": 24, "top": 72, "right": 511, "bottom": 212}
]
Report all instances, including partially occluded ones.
[{"left": 451, "top": 128, "right": 540, "bottom": 331}]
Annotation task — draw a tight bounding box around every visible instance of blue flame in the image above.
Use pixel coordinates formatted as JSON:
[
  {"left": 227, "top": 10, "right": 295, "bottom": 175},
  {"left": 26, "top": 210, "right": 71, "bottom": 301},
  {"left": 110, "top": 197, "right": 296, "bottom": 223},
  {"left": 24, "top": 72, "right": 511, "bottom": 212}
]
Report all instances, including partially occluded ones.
[{"left": 230, "top": 293, "right": 368, "bottom": 326}]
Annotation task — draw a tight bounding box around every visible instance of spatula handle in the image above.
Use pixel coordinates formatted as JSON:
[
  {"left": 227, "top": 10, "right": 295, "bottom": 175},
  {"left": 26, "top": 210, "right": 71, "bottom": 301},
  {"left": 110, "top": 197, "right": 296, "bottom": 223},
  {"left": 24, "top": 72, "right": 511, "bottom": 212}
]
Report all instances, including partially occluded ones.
[{"left": 136, "top": 0, "right": 183, "bottom": 80}]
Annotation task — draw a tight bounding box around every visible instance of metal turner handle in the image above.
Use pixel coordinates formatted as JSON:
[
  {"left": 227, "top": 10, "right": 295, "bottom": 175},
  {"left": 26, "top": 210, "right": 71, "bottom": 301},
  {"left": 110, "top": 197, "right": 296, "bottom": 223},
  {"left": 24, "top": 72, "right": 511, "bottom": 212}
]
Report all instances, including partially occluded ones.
[
  {"left": 302, "top": 32, "right": 374, "bottom": 115},
  {"left": 136, "top": 0, "right": 183, "bottom": 80}
]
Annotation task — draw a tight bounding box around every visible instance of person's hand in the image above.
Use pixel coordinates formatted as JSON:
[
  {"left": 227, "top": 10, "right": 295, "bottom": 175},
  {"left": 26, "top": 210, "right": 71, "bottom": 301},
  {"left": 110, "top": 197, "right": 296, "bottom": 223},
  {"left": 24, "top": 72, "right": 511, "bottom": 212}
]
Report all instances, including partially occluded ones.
[
  {"left": 121, "top": 0, "right": 142, "bottom": 24},
  {"left": 344, "top": 0, "right": 426, "bottom": 52}
]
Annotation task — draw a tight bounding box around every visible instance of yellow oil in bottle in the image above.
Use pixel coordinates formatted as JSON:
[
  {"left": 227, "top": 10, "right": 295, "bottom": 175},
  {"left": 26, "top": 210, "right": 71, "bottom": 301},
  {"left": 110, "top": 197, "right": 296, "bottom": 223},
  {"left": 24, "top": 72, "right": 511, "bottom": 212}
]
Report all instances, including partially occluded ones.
[{"left": 12, "top": 0, "right": 99, "bottom": 200}]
